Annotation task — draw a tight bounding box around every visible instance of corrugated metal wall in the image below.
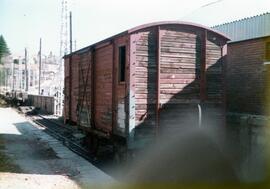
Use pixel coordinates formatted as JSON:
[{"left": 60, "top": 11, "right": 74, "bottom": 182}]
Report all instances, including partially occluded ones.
[{"left": 213, "top": 13, "right": 270, "bottom": 42}]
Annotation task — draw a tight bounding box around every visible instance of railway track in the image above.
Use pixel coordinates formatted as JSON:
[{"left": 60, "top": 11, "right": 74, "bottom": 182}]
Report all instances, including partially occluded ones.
[
  {"left": 15, "top": 106, "right": 128, "bottom": 178},
  {"left": 29, "top": 114, "right": 97, "bottom": 163},
  {"left": 26, "top": 113, "right": 117, "bottom": 177}
]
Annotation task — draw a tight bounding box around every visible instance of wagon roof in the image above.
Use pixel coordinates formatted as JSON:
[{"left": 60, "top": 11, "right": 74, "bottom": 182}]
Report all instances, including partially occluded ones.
[{"left": 64, "top": 21, "right": 230, "bottom": 58}]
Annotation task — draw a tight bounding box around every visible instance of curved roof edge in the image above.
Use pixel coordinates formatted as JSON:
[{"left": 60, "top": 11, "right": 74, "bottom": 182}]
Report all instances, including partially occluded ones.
[
  {"left": 64, "top": 21, "right": 229, "bottom": 58},
  {"left": 128, "top": 21, "right": 230, "bottom": 40}
]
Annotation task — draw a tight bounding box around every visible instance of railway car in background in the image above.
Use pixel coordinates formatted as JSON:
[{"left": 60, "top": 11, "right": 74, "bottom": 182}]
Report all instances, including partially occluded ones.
[{"left": 63, "top": 21, "right": 229, "bottom": 154}]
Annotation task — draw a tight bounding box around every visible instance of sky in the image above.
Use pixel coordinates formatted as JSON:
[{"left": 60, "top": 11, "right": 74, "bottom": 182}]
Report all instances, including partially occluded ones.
[{"left": 0, "top": 0, "right": 269, "bottom": 57}]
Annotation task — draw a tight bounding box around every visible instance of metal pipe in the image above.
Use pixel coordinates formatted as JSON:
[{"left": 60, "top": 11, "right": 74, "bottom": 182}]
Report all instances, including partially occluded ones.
[{"left": 198, "top": 104, "right": 202, "bottom": 128}]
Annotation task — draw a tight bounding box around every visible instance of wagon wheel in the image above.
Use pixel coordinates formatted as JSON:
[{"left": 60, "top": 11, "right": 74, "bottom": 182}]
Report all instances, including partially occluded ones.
[
  {"left": 84, "top": 134, "right": 99, "bottom": 157},
  {"left": 113, "top": 143, "right": 127, "bottom": 164},
  {"left": 90, "top": 135, "right": 99, "bottom": 156}
]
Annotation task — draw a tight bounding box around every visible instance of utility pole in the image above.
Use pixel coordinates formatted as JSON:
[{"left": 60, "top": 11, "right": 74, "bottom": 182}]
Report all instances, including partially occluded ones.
[
  {"left": 56, "top": 0, "right": 69, "bottom": 116},
  {"left": 25, "top": 48, "right": 28, "bottom": 92},
  {"left": 12, "top": 59, "right": 14, "bottom": 91},
  {"left": 60, "top": 0, "right": 68, "bottom": 57},
  {"left": 74, "top": 40, "right": 76, "bottom": 51},
  {"left": 4, "top": 68, "right": 7, "bottom": 91},
  {"left": 19, "top": 58, "right": 22, "bottom": 90},
  {"left": 39, "top": 38, "right": 42, "bottom": 95},
  {"left": 69, "top": 11, "right": 72, "bottom": 53},
  {"left": 68, "top": 10, "right": 73, "bottom": 119}
]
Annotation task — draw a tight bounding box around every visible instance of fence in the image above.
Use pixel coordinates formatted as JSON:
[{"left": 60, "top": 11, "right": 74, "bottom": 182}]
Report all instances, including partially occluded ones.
[{"left": 28, "top": 94, "right": 55, "bottom": 114}]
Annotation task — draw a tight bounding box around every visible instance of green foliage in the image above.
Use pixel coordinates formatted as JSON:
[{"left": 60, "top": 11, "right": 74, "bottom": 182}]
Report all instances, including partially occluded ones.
[
  {"left": 13, "top": 59, "right": 19, "bottom": 64},
  {"left": 0, "top": 35, "right": 10, "bottom": 65},
  {"left": 0, "top": 69, "right": 5, "bottom": 86}
]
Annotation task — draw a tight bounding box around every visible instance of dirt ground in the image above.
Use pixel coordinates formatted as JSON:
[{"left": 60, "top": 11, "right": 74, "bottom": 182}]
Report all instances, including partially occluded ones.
[
  {"left": 0, "top": 107, "right": 114, "bottom": 189},
  {"left": 0, "top": 136, "right": 21, "bottom": 173}
]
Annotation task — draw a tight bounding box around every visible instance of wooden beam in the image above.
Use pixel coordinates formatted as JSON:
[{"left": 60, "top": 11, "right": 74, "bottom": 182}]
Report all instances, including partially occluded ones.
[
  {"left": 200, "top": 30, "right": 207, "bottom": 101},
  {"left": 91, "top": 49, "right": 96, "bottom": 128},
  {"left": 156, "top": 26, "right": 161, "bottom": 134},
  {"left": 111, "top": 40, "right": 116, "bottom": 133},
  {"left": 69, "top": 55, "right": 72, "bottom": 120},
  {"left": 128, "top": 34, "right": 137, "bottom": 135}
]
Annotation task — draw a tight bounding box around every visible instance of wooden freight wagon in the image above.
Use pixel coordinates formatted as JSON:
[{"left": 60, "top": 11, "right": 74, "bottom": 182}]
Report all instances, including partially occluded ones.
[{"left": 64, "top": 21, "right": 229, "bottom": 151}]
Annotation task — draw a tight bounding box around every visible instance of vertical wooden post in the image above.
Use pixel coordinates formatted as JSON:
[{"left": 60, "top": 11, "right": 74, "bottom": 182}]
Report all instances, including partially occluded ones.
[
  {"left": 221, "top": 44, "right": 227, "bottom": 127},
  {"left": 111, "top": 41, "right": 116, "bottom": 133},
  {"left": 200, "top": 30, "right": 207, "bottom": 102},
  {"left": 156, "top": 26, "right": 161, "bottom": 135},
  {"left": 68, "top": 57, "right": 72, "bottom": 120},
  {"left": 91, "top": 48, "right": 96, "bottom": 128},
  {"left": 128, "top": 34, "right": 137, "bottom": 136}
]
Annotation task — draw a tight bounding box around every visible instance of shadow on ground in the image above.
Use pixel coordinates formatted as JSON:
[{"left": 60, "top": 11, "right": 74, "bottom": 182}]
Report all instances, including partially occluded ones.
[{"left": 0, "top": 121, "right": 78, "bottom": 176}]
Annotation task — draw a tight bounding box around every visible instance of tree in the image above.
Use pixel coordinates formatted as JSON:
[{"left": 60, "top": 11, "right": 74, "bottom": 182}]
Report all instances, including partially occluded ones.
[{"left": 0, "top": 35, "right": 10, "bottom": 65}]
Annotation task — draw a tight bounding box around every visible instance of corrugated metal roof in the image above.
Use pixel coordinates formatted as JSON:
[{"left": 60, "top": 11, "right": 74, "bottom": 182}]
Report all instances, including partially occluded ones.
[{"left": 212, "top": 12, "right": 270, "bottom": 42}]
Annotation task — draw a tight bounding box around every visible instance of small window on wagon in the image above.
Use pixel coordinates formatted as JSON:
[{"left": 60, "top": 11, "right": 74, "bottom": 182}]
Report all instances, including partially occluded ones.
[{"left": 119, "top": 46, "right": 126, "bottom": 82}]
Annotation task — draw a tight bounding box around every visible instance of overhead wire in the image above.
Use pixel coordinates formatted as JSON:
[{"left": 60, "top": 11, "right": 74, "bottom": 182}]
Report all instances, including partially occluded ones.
[{"left": 179, "top": 0, "right": 225, "bottom": 21}]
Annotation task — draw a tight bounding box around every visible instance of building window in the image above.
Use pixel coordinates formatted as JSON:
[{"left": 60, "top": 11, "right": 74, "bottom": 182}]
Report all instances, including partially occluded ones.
[
  {"left": 13, "top": 59, "right": 19, "bottom": 64},
  {"left": 265, "top": 42, "right": 270, "bottom": 61},
  {"left": 119, "top": 46, "right": 126, "bottom": 82}
]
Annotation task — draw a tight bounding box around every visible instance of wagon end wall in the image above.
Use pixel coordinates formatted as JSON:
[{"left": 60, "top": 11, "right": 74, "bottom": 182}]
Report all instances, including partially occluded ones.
[{"left": 132, "top": 24, "right": 228, "bottom": 138}]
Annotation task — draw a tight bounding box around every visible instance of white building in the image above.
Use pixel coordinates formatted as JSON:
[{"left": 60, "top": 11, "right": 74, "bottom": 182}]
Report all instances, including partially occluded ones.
[{"left": 0, "top": 52, "right": 61, "bottom": 95}]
